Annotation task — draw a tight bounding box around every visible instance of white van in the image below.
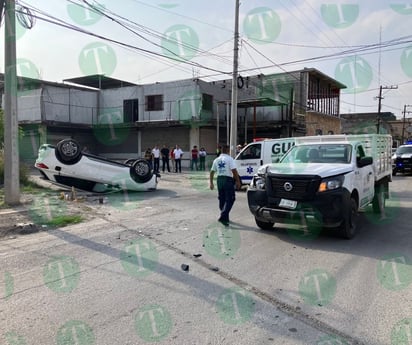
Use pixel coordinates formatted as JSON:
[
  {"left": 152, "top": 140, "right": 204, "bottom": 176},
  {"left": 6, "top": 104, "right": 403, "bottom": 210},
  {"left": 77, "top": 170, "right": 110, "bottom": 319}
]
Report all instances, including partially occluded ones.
[{"left": 235, "top": 138, "right": 296, "bottom": 184}]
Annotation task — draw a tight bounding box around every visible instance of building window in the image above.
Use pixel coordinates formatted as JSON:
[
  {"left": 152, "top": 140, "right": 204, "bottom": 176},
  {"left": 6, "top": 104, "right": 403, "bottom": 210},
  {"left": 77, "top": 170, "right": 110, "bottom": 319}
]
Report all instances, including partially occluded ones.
[
  {"left": 124, "top": 99, "right": 139, "bottom": 122},
  {"left": 145, "top": 94, "right": 163, "bottom": 111},
  {"left": 202, "top": 94, "right": 213, "bottom": 111}
]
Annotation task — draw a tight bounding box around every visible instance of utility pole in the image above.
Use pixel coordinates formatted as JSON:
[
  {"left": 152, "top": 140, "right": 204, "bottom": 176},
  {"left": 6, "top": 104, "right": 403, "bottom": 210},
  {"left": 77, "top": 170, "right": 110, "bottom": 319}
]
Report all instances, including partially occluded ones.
[
  {"left": 229, "top": 0, "right": 240, "bottom": 157},
  {"left": 376, "top": 85, "right": 398, "bottom": 133},
  {"left": 3, "top": 0, "right": 20, "bottom": 205},
  {"left": 401, "top": 104, "right": 412, "bottom": 144}
]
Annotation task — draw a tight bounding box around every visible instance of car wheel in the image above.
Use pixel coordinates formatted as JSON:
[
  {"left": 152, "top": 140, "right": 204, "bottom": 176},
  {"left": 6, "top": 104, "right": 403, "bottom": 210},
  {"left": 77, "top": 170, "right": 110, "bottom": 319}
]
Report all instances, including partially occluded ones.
[
  {"left": 392, "top": 169, "right": 397, "bottom": 176},
  {"left": 255, "top": 218, "right": 274, "bottom": 230},
  {"left": 55, "top": 139, "right": 82, "bottom": 165},
  {"left": 372, "top": 184, "right": 386, "bottom": 214},
  {"left": 339, "top": 197, "right": 358, "bottom": 239},
  {"left": 131, "top": 159, "right": 153, "bottom": 183}
]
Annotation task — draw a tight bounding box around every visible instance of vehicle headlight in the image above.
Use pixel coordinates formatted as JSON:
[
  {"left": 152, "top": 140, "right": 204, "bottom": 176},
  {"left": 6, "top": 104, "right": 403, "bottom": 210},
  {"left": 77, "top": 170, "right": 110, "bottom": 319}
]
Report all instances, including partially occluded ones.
[
  {"left": 251, "top": 175, "right": 266, "bottom": 190},
  {"left": 318, "top": 176, "right": 344, "bottom": 192}
]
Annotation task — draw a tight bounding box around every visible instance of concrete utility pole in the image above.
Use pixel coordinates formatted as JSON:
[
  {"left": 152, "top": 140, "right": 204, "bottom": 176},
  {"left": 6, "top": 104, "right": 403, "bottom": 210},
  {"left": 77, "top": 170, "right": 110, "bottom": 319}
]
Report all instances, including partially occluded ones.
[
  {"left": 229, "top": 0, "right": 240, "bottom": 157},
  {"left": 376, "top": 85, "right": 398, "bottom": 133},
  {"left": 3, "top": 0, "right": 20, "bottom": 205},
  {"left": 401, "top": 104, "right": 412, "bottom": 144}
]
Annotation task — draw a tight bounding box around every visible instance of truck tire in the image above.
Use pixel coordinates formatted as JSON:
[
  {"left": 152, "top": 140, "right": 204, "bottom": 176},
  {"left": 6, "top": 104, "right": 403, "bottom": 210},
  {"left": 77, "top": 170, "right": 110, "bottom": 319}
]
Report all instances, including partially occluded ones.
[
  {"left": 339, "top": 197, "right": 358, "bottom": 239},
  {"left": 130, "top": 159, "right": 153, "bottom": 183},
  {"left": 372, "top": 184, "right": 386, "bottom": 214},
  {"left": 255, "top": 218, "right": 274, "bottom": 230}
]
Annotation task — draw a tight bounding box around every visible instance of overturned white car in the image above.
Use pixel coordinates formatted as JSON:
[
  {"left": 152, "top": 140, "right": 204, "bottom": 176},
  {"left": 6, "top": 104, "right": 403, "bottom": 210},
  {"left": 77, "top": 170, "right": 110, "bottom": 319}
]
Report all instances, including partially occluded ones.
[{"left": 35, "top": 139, "right": 158, "bottom": 193}]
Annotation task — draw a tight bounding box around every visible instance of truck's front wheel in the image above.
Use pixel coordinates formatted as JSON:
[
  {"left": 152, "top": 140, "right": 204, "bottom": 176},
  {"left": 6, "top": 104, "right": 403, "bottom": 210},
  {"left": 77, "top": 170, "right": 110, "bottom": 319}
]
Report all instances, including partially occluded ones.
[
  {"left": 339, "top": 197, "right": 358, "bottom": 239},
  {"left": 255, "top": 218, "right": 274, "bottom": 230}
]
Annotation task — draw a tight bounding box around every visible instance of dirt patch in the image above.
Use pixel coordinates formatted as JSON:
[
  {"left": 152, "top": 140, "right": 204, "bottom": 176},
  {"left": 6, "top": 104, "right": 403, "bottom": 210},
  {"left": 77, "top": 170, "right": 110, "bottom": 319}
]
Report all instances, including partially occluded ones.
[{"left": 0, "top": 193, "right": 98, "bottom": 239}]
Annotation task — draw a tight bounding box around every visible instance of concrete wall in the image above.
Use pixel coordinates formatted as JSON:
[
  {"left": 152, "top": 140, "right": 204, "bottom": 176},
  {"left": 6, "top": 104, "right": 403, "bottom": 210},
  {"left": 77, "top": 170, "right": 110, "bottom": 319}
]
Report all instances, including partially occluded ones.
[{"left": 305, "top": 112, "right": 341, "bottom": 136}]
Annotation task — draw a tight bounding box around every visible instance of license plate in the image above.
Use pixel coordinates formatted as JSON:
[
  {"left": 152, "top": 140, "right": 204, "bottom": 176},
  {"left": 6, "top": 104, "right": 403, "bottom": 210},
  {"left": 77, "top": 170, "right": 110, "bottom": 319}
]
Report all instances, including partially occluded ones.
[{"left": 279, "top": 198, "right": 297, "bottom": 209}]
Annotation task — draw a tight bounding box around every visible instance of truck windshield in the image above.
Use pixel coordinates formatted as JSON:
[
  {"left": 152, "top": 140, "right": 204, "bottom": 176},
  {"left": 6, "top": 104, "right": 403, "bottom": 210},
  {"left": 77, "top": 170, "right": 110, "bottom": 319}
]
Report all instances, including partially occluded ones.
[
  {"left": 396, "top": 146, "right": 412, "bottom": 154},
  {"left": 280, "top": 144, "right": 352, "bottom": 164}
]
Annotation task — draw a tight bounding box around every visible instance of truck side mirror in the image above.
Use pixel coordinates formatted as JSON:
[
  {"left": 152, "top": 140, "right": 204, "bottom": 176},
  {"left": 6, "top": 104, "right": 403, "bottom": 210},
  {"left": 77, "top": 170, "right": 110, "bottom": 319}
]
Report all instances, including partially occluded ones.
[{"left": 358, "top": 156, "right": 373, "bottom": 167}]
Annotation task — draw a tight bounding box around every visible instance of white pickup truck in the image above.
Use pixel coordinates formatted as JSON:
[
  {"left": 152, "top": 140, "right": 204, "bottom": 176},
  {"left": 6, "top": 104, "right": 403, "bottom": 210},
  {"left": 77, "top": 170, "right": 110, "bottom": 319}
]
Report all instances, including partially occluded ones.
[{"left": 247, "top": 134, "right": 392, "bottom": 239}]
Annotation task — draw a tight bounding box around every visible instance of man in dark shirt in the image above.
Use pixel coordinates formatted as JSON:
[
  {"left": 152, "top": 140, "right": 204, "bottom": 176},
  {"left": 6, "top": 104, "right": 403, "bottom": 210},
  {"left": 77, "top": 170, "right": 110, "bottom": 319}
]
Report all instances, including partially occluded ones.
[{"left": 161, "top": 144, "right": 170, "bottom": 173}]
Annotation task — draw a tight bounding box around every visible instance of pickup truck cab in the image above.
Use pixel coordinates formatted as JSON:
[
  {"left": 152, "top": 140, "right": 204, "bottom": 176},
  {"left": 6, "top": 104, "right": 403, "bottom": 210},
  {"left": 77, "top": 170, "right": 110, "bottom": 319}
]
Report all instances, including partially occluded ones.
[{"left": 247, "top": 134, "right": 392, "bottom": 239}]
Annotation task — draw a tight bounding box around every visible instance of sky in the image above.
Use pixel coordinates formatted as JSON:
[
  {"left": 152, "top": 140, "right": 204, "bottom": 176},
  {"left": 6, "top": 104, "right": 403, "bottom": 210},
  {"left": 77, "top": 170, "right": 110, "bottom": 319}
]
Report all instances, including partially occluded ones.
[{"left": 1, "top": 0, "right": 412, "bottom": 119}]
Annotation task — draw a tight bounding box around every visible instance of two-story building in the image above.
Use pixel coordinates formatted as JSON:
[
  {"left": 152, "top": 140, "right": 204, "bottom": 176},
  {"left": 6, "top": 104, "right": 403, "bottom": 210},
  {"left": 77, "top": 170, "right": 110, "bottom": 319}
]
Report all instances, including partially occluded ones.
[{"left": 1, "top": 67, "right": 346, "bottom": 163}]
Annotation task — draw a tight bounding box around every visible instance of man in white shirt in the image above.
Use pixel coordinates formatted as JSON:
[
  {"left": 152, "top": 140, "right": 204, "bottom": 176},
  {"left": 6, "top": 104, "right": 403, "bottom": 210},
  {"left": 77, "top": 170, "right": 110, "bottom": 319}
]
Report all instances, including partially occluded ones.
[
  {"left": 209, "top": 144, "right": 241, "bottom": 226},
  {"left": 152, "top": 145, "right": 160, "bottom": 173},
  {"left": 173, "top": 145, "right": 184, "bottom": 173}
]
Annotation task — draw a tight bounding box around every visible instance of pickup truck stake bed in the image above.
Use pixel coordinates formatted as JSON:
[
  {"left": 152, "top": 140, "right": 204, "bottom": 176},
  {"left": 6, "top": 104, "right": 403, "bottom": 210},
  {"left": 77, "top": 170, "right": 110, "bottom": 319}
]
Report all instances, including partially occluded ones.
[{"left": 247, "top": 134, "right": 392, "bottom": 239}]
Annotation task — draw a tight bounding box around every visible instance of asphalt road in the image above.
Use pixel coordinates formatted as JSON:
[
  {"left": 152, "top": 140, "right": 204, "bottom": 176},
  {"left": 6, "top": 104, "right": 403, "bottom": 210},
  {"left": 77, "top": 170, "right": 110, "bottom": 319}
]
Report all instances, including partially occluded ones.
[{"left": 1, "top": 171, "right": 411, "bottom": 345}]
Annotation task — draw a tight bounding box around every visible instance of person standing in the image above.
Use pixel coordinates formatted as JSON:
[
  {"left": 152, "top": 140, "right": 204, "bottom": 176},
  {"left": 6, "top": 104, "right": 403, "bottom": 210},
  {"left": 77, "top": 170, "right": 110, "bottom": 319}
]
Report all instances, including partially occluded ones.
[
  {"left": 190, "top": 145, "right": 199, "bottom": 171},
  {"left": 152, "top": 145, "right": 160, "bottom": 173},
  {"left": 170, "top": 146, "right": 175, "bottom": 172},
  {"left": 199, "top": 147, "right": 207, "bottom": 171},
  {"left": 209, "top": 144, "right": 241, "bottom": 226},
  {"left": 144, "top": 147, "right": 153, "bottom": 171},
  {"left": 161, "top": 144, "right": 170, "bottom": 173},
  {"left": 173, "top": 145, "right": 184, "bottom": 173}
]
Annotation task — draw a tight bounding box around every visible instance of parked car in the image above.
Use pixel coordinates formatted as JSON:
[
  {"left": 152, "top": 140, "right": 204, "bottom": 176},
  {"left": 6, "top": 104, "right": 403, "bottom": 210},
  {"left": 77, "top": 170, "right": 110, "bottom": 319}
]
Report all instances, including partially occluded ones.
[
  {"left": 35, "top": 139, "right": 159, "bottom": 192},
  {"left": 392, "top": 144, "right": 412, "bottom": 176}
]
